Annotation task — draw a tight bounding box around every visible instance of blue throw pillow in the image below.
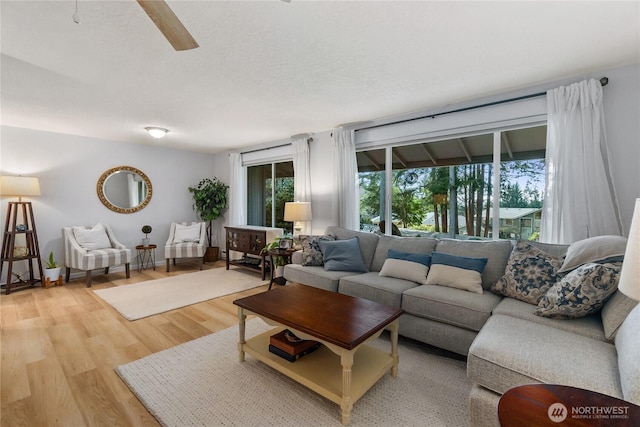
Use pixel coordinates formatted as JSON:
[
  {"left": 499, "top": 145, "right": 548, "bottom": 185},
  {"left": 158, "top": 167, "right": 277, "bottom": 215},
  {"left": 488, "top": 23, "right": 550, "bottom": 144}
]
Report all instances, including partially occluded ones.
[
  {"left": 426, "top": 252, "right": 488, "bottom": 294},
  {"left": 317, "top": 237, "right": 368, "bottom": 273},
  {"left": 379, "top": 249, "right": 432, "bottom": 285}
]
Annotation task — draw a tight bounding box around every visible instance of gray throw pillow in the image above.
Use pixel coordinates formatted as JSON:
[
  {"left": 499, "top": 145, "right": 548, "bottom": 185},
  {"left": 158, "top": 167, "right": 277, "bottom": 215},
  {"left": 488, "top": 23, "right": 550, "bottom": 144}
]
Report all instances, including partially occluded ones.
[
  {"left": 300, "top": 234, "right": 336, "bottom": 266},
  {"left": 557, "top": 235, "right": 627, "bottom": 273},
  {"left": 602, "top": 290, "right": 638, "bottom": 341},
  {"left": 536, "top": 262, "right": 621, "bottom": 319},
  {"left": 492, "top": 240, "right": 564, "bottom": 305},
  {"left": 318, "top": 237, "right": 368, "bottom": 273}
]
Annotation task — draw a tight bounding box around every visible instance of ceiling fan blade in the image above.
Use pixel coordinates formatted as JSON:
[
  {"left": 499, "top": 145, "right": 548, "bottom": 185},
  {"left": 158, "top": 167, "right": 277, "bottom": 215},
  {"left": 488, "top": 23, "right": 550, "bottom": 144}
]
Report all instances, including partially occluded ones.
[{"left": 137, "top": 0, "right": 199, "bottom": 51}]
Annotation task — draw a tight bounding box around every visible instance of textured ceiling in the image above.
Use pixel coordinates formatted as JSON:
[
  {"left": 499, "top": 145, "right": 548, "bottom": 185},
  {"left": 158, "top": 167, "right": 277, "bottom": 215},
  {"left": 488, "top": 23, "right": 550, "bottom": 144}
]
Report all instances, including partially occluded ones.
[{"left": 1, "top": 1, "right": 639, "bottom": 154}]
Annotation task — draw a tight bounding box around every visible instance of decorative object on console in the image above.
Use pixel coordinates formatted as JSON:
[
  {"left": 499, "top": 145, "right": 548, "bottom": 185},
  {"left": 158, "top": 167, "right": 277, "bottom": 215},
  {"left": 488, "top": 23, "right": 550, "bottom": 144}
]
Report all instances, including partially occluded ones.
[
  {"left": 0, "top": 175, "right": 43, "bottom": 294},
  {"left": 188, "top": 177, "right": 229, "bottom": 262},
  {"left": 141, "top": 224, "right": 152, "bottom": 246},
  {"left": 618, "top": 198, "right": 640, "bottom": 302},
  {"left": 284, "top": 201, "right": 312, "bottom": 236}
]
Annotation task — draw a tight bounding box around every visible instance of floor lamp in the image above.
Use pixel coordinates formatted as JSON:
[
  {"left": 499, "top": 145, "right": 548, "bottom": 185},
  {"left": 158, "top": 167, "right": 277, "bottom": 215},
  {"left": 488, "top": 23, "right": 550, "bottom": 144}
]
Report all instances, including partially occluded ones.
[
  {"left": 618, "top": 198, "right": 640, "bottom": 302},
  {"left": 0, "top": 176, "right": 43, "bottom": 294}
]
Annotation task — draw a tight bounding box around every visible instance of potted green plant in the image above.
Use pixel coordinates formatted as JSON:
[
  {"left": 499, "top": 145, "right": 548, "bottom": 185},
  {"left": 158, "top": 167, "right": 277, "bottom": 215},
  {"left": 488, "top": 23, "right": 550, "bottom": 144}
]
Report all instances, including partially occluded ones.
[
  {"left": 188, "top": 177, "right": 229, "bottom": 262},
  {"left": 42, "top": 251, "right": 62, "bottom": 283},
  {"left": 261, "top": 238, "right": 287, "bottom": 277},
  {"left": 141, "top": 225, "right": 152, "bottom": 246}
]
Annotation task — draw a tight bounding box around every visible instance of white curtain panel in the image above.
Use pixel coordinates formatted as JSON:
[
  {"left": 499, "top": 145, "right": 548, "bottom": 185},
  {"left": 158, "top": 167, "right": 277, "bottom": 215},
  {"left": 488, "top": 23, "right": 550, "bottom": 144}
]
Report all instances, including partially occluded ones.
[
  {"left": 228, "top": 152, "right": 246, "bottom": 226},
  {"left": 332, "top": 129, "right": 360, "bottom": 230},
  {"left": 540, "top": 79, "right": 623, "bottom": 244},
  {"left": 291, "top": 136, "right": 312, "bottom": 234},
  {"left": 291, "top": 136, "right": 311, "bottom": 201}
]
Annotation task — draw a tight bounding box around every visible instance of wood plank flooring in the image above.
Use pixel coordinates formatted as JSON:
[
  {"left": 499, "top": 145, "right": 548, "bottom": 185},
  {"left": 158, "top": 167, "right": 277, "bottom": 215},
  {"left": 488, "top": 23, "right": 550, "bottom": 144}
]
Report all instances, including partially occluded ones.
[{"left": 1, "top": 260, "right": 268, "bottom": 426}]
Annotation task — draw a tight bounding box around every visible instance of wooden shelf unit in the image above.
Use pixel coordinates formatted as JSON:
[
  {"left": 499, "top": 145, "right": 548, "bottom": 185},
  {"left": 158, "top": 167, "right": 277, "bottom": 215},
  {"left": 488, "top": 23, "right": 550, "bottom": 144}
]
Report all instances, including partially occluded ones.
[
  {"left": 1, "top": 202, "right": 43, "bottom": 294},
  {"left": 225, "top": 226, "right": 283, "bottom": 280}
]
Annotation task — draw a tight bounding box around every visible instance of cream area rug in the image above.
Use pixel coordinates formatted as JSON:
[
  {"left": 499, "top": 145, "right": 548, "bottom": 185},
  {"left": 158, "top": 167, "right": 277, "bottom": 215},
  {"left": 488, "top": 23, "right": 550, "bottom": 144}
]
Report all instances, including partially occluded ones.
[
  {"left": 94, "top": 268, "right": 266, "bottom": 321},
  {"left": 117, "top": 318, "right": 470, "bottom": 426}
]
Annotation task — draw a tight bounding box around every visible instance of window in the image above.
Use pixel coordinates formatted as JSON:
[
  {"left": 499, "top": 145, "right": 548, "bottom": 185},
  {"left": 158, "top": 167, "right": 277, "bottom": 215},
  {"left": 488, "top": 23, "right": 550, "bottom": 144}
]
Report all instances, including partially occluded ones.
[
  {"left": 357, "top": 126, "right": 546, "bottom": 241},
  {"left": 247, "top": 161, "right": 294, "bottom": 231}
]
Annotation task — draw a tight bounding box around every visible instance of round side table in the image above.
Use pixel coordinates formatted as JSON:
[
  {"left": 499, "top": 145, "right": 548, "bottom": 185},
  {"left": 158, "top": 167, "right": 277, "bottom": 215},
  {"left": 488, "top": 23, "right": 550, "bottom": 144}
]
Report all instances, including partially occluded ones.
[
  {"left": 135, "top": 244, "right": 157, "bottom": 272},
  {"left": 267, "top": 248, "right": 296, "bottom": 290}
]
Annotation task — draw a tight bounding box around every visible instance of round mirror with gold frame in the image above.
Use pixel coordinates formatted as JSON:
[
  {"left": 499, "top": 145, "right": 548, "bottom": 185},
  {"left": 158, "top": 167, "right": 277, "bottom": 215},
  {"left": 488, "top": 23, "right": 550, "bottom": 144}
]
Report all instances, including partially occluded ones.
[{"left": 97, "top": 166, "right": 152, "bottom": 214}]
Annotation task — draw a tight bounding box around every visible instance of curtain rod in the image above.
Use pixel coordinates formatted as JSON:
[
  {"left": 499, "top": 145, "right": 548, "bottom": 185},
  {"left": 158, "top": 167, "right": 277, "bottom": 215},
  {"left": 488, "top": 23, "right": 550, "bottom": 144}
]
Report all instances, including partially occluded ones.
[
  {"left": 355, "top": 76, "right": 609, "bottom": 133},
  {"left": 239, "top": 137, "right": 313, "bottom": 156}
]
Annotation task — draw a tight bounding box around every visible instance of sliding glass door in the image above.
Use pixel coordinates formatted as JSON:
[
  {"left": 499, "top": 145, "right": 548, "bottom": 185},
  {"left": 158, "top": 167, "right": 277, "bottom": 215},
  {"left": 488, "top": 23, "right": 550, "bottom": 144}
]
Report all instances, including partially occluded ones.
[{"left": 247, "top": 161, "right": 294, "bottom": 232}]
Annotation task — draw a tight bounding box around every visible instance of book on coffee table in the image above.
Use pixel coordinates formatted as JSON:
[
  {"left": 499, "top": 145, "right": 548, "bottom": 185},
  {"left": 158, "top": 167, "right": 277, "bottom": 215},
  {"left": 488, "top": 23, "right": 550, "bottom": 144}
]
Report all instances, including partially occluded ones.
[
  {"left": 269, "top": 329, "right": 320, "bottom": 361},
  {"left": 268, "top": 343, "right": 321, "bottom": 362}
]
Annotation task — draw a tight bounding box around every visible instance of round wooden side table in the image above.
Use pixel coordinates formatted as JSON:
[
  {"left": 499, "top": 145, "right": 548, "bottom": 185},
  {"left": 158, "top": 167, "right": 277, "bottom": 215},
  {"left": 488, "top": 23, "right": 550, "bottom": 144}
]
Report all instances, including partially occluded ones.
[{"left": 267, "top": 248, "right": 296, "bottom": 290}]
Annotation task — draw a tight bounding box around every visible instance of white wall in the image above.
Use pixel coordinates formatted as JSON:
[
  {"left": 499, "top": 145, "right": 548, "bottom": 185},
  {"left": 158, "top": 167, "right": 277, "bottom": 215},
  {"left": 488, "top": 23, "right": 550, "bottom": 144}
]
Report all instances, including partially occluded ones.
[
  {"left": 601, "top": 64, "right": 640, "bottom": 234},
  {"left": 0, "top": 126, "right": 218, "bottom": 282}
]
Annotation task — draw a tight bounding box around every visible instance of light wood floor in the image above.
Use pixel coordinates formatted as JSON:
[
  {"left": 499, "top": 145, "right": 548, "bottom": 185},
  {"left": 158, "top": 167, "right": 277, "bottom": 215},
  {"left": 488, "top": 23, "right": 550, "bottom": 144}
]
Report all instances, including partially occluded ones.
[{"left": 1, "top": 260, "right": 268, "bottom": 426}]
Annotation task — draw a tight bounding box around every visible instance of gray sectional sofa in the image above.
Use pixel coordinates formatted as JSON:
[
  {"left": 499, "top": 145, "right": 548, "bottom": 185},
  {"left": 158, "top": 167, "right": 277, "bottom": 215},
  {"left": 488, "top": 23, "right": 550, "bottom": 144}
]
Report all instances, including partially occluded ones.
[{"left": 283, "top": 226, "right": 640, "bottom": 426}]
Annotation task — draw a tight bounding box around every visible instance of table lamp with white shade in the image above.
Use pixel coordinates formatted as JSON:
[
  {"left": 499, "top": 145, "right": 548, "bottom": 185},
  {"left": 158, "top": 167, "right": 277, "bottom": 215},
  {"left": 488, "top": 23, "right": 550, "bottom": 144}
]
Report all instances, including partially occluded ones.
[
  {"left": 284, "top": 201, "right": 312, "bottom": 237},
  {"left": 618, "top": 198, "right": 640, "bottom": 302}
]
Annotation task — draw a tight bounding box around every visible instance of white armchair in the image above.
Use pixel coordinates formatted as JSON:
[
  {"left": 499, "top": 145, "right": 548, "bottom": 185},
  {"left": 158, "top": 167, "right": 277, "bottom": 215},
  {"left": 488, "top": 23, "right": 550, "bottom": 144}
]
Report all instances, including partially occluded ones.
[
  {"left": 165, "top": 222, "right": 207, "bottom": 272},
  {"left": 62, "top": 223, "right": 131, "bottom": 287}
]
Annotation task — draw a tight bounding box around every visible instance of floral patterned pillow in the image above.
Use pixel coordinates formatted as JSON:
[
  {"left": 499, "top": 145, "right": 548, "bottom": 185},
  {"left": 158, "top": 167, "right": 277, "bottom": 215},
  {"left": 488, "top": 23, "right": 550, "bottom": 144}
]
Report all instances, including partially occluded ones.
[
  {"left": 300, "top": 234, "right": 336, "bottom": 266},
  {"left": 492, "top": 240, "right": 565, "bottom": 305},
  {"left": 536, "top": 263, "right": 621, "bottom": 319}
]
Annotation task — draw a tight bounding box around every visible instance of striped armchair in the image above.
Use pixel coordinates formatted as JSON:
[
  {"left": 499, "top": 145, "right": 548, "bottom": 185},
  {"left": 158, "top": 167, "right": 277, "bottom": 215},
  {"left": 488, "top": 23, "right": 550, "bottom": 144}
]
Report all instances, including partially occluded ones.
[
  {"left": 62, "top": 224, "right": 131, "bottom": 287},
  {"left": 165, "top": 222, "right": 207, "bottom": 272}
]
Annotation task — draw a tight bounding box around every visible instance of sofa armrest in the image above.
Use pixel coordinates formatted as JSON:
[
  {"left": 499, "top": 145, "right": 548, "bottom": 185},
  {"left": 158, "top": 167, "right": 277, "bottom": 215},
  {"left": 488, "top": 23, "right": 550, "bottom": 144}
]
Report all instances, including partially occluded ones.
[{"left": 291, "top": 249, "right": 302, "bottom": 264}]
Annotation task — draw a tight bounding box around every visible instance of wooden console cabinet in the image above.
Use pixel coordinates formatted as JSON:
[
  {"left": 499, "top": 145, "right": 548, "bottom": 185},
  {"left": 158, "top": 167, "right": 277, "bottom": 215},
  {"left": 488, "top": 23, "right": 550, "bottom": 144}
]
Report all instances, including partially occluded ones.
[{"left": 225, "top": 226, "right": 284, "bottom": 280}]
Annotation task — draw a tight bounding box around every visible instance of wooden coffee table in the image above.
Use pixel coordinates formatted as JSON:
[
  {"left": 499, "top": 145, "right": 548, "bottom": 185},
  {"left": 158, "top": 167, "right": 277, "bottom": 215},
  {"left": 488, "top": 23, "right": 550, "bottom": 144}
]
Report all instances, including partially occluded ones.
[{"left": 233, "top": 283, "right": 403, "bottom": 425}]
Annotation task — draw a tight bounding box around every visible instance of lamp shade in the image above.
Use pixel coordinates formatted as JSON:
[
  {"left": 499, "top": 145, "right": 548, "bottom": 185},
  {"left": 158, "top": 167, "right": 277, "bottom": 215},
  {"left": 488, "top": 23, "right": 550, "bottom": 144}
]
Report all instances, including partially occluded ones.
[
  {"left": 0, "top": 176, "right": 41, "bottom": 197},
  {"left": 618, "top": 198, "right": 640, "bottom": 301},
  {"left": 284, "top": 202, "right": 312, "bottom": 222}
]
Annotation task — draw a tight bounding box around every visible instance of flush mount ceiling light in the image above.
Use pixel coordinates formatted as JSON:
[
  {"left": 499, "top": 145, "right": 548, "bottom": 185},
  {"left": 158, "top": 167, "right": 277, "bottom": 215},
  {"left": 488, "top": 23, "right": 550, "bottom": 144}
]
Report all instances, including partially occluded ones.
[{"left": 145, "top": 127, "right": 169, "bottom": 138}]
